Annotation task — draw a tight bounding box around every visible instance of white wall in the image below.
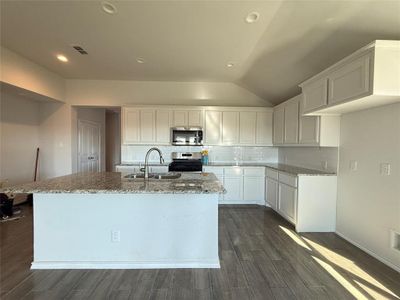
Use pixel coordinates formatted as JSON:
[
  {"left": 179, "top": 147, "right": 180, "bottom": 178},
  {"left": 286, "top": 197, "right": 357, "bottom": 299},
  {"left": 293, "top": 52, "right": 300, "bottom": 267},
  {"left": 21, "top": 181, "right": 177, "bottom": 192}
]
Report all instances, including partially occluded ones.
[
  {"left": 106, "top": 110, "right": 121, "bottom": 171},
  {"left": 0, "top": 91, "right": 40, "bottom": 185},
  {"left": 66, "top": 80, "right": 271, "bottom": 107},
  {"left": 337, "top": 103, "right": 400, "bottom": 271},
  {"left": 0, "top": 47, "right": 65, "bottom": 101},
  {"left": 39, "top": 102, "right": 72, "bottom": 179},
  {"left": 278, "top": 147, "right": 339, "bottom": 173}
]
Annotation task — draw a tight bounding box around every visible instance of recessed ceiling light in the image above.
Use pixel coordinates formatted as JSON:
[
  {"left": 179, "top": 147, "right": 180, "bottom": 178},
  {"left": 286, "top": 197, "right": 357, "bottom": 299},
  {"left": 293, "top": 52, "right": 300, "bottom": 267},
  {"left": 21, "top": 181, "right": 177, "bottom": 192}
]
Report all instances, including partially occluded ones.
[
  {"left": 136, "top": 58, "right": 145, "bottom": 64},
  {"left": 226, "top": 62, "right": 234, "bottom": 68},
  {"left": 245, "top": 12, "right": 260, "bottom": 24},
  {"left": 102, "top": 1, "right": 117, "bottom": 14},
  {"left": 56, "top": 54, "right": 68, "bottom": 62}
]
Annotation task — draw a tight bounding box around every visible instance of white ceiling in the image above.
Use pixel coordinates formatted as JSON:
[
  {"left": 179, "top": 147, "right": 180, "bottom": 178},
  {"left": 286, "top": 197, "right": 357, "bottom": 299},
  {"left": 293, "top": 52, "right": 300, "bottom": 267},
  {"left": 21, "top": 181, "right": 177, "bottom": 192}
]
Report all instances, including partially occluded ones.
[{"left": 1, "top": 1, "right": 400, "bottom": 105}]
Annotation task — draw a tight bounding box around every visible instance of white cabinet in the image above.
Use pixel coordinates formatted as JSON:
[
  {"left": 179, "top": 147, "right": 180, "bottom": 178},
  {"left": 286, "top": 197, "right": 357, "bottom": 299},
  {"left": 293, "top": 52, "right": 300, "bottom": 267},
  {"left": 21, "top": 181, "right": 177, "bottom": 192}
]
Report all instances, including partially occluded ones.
[
  {"left": 283, "top": 98, "right": 299, "bottom": 144},
  {"left": 173, "top": 110, "right": 203, "bottom": 127},
  {"left": 299, "top": 96, "right": 320, "bottom": 145},
  {"left": 256, "top": 111, "right": 273, "bottom": 145},
  {"left": 155, "top": 110, "right": 171, "bottom": 144},
  {"left": 140, "top": 110, "right": 155, "bottom": 143},
  {"left": 188, "top": 110, "right": 203, "bottom": 126},
  {"left": 328, "top": 53, "right": 372, "bottom": 105},
  {"left": 223, "top": 176, "right": 243, "bottom": 203},
  {"left": 239, "top": 112, "right": 256, "bottom": 144},
  {"left": 122, "top": 108, "right": 140, "bottom": 144},
  {"left": 205, "top": 111, "right": 222, "bottom": 145},
  {"left": 273, "top": 95, "right": 340, "bottom": 147},
  {"left": 266, "top": 178, "right": 278, "bottom": 210},
  {"left": 243, "top": 177, "right": 264, "bottom": 203},
  {"left": 222, "top": 112, "right": 239, "bottom": 144},
  {"left": 300, "top": 41, "right": 400, "bottom": 115},
  {"left": 278, "top": 183, "right": 297, "bottom": 224},
  {"left": 301, "top": 77, "right": 328, "bottom": 114},
  {"left": 115, "top": 165, "right": 140, "bottom": 173},
  {"left": 173, "top": 110, "right": 187, "bottom": 127},
  {"left": 273, "top": 106, "right": 284, "bottom": 145}
]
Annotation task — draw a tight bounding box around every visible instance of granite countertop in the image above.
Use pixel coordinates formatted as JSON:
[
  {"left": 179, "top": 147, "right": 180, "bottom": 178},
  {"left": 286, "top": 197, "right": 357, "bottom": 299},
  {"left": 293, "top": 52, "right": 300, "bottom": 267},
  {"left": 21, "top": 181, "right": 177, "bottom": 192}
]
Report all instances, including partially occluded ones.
[
  {"left": 205, "top": 162, "right": 335, "bottom": 176},
  {"left": 1, "top": 172, "right": 225, "bottom": 194}
]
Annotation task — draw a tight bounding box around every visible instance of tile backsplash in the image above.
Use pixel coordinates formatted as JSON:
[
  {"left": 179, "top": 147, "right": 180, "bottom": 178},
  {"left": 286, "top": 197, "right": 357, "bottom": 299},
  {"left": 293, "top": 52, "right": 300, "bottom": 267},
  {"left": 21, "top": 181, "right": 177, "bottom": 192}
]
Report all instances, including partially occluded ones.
[
  {"left": 278, "top": 147, "right": 339, "bottom": 173},
  {"left": 121, "top": 145, "right": 278, "bottom": 164}
]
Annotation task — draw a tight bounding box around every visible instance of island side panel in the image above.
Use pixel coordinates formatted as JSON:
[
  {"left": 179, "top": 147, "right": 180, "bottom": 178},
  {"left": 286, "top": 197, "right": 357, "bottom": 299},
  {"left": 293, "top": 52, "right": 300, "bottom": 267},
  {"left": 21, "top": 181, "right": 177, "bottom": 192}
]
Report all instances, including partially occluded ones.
[{"left": 32, "top": 193, "right": 220, "bottom": 269}]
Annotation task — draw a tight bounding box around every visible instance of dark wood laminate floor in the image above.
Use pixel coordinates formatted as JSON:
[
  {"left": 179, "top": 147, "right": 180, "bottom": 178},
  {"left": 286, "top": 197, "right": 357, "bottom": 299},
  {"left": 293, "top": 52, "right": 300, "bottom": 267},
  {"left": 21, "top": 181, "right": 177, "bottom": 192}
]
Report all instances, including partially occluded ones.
[{"left": 1, "top": 204, "right": 400, "bottom": 300}]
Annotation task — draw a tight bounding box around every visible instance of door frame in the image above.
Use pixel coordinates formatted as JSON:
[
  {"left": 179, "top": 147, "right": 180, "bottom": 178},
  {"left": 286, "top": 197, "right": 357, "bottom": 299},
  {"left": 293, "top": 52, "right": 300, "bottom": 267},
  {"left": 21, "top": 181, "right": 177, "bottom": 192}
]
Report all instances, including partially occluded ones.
[{"left": 77, "top": 119, "right": 102, "bottom": 172}]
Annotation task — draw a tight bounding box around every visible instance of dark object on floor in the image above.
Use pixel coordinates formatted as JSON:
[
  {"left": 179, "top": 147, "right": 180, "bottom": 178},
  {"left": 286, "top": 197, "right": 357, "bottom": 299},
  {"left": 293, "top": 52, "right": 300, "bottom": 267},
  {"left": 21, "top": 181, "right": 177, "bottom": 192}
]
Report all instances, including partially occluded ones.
[
  {"left": 0, "top": 194, "right": 24, "bottom": 222},
  {"left": 0, "top": 193, "right": 14, "bottom": 217}
]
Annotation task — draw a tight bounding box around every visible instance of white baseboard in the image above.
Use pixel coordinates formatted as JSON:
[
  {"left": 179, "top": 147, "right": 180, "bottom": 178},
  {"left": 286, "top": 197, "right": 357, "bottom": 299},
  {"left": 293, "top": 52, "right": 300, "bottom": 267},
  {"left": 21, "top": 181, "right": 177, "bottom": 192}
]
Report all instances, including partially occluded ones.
[
  {"left": 31, "top": 260, "right": 221, "bottom": 270},
  {"left": 335, "top": 231, "right": 400, "bottom": 273}
]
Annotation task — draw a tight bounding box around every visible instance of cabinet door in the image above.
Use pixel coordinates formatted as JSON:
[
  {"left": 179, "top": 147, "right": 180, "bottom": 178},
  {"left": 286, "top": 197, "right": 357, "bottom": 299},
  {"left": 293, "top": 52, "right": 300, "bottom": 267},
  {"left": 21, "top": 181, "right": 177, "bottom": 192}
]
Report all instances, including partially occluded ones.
[
  {"left": 266, "top": 178, "right": 278, "bottom": 210},
  {"left": 140, "top": 110, "right": 155, "bottom": 143},
  {"left": 299, "top": 97, "right": 320, "bottom": 145},
  {"left": 243, "top": 177, "right": 265, "bottom": 204},
  {"left": 188, "top": 110, "right": 203, "bottom": 127},
  {"left": 156, "top": 110, "right": 171, "bottom": 144},
  {"left": 256, "top": 111, "right": 273, "bottom": 145},
  {"left": 239, "top": 112, "right": 256, "bottom": 144},
  {"left": 122, "top": 108, "right": 140, "bottom": 144},
  {"left": 284, "top": 99, "right": 299, "bottom": 144},
  {"left": 205, "top": 111, "right": 222, "bottom": 145},
  {"left": 173, "top": 110, "right": 188, "bottom": 126},
  {"left": 222, "top": 111, "right": 239, "bottom": 145},
  {"left": 273, "top": 107, "right": 284, "bottom": 144},
  {"left": 328, "top": 53, "right": 372, "bottom": 105},
  {"left": 278, "top": 183, "right": 297, "bottom": 224},
  {"left": 302, "top": 78, "right": 328, "bottom": 113},
  {"left": 115, "top": 166, "right": 139, "bottom": 173},
  {"left": 223, "top": 176, "right": 243, "bottom": 202}
]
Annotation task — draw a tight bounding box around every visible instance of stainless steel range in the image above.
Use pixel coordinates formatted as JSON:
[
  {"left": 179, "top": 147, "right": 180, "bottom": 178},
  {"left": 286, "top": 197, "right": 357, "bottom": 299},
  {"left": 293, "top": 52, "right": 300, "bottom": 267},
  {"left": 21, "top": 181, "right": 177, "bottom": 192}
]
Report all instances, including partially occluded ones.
[{"left": 168, "top": 152, "right": 203, "bottom": 172}]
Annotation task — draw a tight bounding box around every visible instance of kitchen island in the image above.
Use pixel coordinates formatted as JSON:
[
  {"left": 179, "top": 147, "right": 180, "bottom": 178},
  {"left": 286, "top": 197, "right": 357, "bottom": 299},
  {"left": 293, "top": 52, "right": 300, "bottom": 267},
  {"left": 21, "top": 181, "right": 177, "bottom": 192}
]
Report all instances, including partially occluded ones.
[{"left": 2, "top": 172, "right": 225, "bottom": 269}]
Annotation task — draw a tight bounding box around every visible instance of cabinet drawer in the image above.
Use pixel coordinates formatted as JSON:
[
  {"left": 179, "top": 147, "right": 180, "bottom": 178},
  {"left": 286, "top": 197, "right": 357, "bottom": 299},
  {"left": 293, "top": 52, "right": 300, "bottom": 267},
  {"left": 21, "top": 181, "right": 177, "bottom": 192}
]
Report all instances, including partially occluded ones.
[
  {"left": 266, "top": 168, "right": 279, "bottom": 180},
  {"left": 243, "top": 167, "right": 265, "bottom": 177},
  {"left": 278, "top": 172, "right": 297, "bottom": 187},
  {"left": 203, "top": 166, "right": 224, "bottom": 176},
  {"left": 224, "top": 167, "right": 243, "bottom": 176}
]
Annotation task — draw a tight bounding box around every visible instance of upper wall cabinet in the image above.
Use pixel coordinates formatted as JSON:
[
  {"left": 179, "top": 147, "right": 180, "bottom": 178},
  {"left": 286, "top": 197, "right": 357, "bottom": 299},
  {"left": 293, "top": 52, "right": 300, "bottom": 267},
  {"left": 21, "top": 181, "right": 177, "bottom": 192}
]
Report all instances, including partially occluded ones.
[
  {"left": 205, "top": 108, "right": 272, "bottom": 146},
  {"left": 300, "top": 40, "right": 400, "bottom": 115},
  {"left": 173, "top": 110, "right": 203, "bottom": 127},
  {"left": 123, "top": 106, "right": 273, "bottom": 146},
  {"left": 273, "top": 95, "right": 340, "bottom": 147}
]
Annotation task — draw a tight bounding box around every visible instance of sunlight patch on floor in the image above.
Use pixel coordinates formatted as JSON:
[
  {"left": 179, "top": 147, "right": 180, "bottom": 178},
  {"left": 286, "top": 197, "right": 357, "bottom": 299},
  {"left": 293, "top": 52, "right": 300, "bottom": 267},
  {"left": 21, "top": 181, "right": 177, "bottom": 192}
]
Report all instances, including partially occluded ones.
[
  {"left": 312, "top": 256, "right": 369, "bottom": 300},
  {"left": 355, "top": 280, "right": 397, "bottom": 300},
  {"left": 279, "top": 226, "right": 312, "bottom": 251},
  {"left": 304, "top": 237, "right": 399, "bottom": 299}
]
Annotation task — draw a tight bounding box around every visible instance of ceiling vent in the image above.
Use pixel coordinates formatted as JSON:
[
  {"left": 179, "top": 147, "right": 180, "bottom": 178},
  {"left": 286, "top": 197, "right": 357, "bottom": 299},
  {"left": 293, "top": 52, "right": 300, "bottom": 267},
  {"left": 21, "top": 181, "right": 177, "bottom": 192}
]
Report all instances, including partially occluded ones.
[{"left": 72, "top": 46, "right": 88, "bottom": 55}]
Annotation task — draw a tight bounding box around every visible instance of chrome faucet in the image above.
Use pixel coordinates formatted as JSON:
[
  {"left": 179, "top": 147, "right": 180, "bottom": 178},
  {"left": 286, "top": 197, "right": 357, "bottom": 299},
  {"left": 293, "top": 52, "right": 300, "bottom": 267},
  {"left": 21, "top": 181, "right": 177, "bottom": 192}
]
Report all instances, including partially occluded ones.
[{"left": 142, "top": 147, "right": 164, "bottom": 179}]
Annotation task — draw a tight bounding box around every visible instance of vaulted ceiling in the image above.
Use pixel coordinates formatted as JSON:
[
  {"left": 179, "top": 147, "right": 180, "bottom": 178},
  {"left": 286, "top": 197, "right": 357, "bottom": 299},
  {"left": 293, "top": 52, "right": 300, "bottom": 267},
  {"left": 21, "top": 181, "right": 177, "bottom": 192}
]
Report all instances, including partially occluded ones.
[{"left": 1, "top": 0, "right": 400, "bottom": 105}]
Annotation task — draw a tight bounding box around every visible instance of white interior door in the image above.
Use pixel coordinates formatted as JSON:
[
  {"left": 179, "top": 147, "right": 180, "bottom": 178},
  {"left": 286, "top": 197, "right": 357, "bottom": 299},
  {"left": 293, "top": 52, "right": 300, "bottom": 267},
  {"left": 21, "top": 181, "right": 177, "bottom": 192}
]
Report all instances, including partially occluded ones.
[{"left": 78, "top": 120, "right": 101, "bottom": 172}]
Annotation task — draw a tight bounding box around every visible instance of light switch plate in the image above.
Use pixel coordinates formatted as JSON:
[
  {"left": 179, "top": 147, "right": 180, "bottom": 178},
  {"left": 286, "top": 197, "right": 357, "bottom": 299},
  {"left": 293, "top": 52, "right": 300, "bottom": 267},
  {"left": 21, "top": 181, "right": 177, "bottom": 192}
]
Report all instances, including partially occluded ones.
[
  {"left": 349, "top": 160, "right": 358, "bottom": 171},
  {"left": 380, "top": 163, "right": 391, "bottom": 176},
  {"left": 111, "top": 230, "right": 121, "bottom": 243}
]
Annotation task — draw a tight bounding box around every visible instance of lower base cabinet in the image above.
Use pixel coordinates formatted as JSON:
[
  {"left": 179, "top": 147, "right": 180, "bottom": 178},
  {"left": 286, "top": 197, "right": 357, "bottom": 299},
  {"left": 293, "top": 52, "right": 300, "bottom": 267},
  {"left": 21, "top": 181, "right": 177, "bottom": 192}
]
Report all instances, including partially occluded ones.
[
  {"left": 265, "top": 167, "right": 337, "bottom": 232},
  {"left": 266, "top": 177, "right": 278, "bottom": 210},
  {"left": 278, "top": 183, "right": 297, "bottom": 224},
  {"left": 203, "top": 166, "right": 265, "bottom": 204}
]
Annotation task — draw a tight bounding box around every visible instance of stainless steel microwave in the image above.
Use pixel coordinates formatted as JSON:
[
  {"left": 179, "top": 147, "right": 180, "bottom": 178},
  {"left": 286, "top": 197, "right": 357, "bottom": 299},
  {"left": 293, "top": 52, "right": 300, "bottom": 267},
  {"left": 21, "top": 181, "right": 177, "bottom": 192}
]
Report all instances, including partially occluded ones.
[{"left": 171, "top": 127, "right": 203, "bottom": 146}]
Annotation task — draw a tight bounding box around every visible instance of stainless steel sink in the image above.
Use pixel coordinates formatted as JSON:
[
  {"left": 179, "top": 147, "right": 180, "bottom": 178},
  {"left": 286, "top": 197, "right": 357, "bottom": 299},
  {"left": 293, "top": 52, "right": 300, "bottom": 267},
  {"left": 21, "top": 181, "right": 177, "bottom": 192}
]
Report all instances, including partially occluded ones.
[
  {"left": 153, "top": 172, "right": 182, "bottom": 180},
  {"left": 124, "top": 172, "right": 181, "bottom": 180}
]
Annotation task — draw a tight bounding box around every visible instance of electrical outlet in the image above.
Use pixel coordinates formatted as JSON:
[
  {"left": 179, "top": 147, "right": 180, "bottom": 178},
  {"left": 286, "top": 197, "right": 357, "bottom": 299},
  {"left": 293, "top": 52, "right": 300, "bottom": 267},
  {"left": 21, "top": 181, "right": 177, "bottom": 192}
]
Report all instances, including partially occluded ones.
[
  {"left": 349, "top": 160, "right": 358, "bottom": 171},
  {"left": 380, "top": 163, "right": 391, "bottom": 176},
  {"left": 111, "top": 230, "right": 120, "bottom": 243},
  {"left": 321, "top": 161, "right": 328, "bottom": 170}
]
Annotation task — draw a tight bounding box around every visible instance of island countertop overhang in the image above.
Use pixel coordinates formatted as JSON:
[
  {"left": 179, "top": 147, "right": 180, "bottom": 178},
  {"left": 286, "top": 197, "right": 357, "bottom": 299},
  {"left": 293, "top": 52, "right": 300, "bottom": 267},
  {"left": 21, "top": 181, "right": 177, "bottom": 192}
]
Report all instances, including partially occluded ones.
[{"left": 1, "top": 172, "right": 226, "bottom": 194}]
